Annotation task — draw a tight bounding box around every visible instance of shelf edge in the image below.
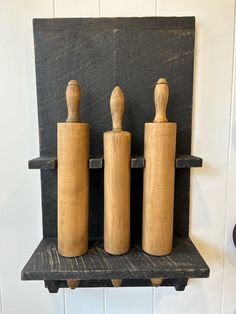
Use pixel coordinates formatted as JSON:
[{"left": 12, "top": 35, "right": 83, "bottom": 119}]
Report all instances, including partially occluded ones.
[{"left": 28, "top": 155, "right": 203, "bottom": 170}]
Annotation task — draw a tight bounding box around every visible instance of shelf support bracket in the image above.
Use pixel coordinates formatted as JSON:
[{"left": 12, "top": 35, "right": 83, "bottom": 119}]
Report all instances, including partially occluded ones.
[
  {"left": 174, "top": 278, "right": 188, "bottom": 291},
  {"left": 44, "top": 280, "right": 59, "bottom": 293}
]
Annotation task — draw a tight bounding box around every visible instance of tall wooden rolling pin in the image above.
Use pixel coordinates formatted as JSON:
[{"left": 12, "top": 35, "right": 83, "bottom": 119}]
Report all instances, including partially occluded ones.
[
  {"left": 142, "top": 78, "right": 176, "bottom": 256},
  {"left": 57, "top": 80, "right": 89, "bottom": 257},
  {"left": 104, "top": 86, "right": 131, "bottom": 255}
]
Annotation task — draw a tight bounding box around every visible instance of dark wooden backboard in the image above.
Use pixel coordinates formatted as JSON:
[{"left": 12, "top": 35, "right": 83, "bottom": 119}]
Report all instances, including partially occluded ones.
[{"left": 33, "top": 17, "right": 195, "bottom": 241}]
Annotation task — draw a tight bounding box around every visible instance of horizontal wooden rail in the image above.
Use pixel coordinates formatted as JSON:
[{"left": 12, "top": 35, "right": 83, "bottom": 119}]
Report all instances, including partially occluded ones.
[{"left": 28, "top": 155, "right": 202, "bottom": 170}]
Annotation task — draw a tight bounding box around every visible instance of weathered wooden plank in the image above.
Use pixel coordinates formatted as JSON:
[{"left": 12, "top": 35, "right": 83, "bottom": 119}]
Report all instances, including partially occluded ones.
[
  {"left": 21, "top": 237, "right": 209, "bottom": 281},
  {"left": 33, "top": 17, "right": 195, "bottom": 32},
  {"left": 28, "top": 155, "right": 203, "bottom": 169},
  {"left": 32, "top": 17, "right": 195, "bottom": 239}
]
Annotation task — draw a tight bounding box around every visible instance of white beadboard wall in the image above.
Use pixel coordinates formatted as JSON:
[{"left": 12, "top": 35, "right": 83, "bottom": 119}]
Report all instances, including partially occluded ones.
[{"left": 0, "top": 0, "right": 235, "bottom": 313}]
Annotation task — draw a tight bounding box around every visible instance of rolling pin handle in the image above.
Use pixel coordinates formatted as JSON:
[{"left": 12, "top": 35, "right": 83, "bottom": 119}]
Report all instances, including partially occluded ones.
[
  {"left": 66, "top": 80, "right": 81, "bottom": 123},
  {"left": 153, "top": 78, "right": 169, "bottom": 123},
  {"left": 110, "top": 86, "right": 125, "bottom": 131}
]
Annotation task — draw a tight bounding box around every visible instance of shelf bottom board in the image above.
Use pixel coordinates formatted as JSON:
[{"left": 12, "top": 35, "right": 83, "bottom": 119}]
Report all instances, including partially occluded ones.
[{"left": 21, "top": 237, "right": 209, "bottom": 282}]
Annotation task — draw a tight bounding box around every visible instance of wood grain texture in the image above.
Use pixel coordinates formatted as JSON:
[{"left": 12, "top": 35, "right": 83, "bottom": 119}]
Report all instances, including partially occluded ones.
[
  {"left": 142, "top": 79, "right": 177, "bottom": 256},
  {"left": 153, "top": 78, "right": 169, "bottom": 123},
  {"left": 65, "top": 80, "right": 81, "bottom": 122},
  {"left": 104, "top": 87, "right": 131, "bottom": 255},
  {"left": 142, "top": 123, "right": 176, "bottom": 255},
  {"left": 21, "top": 237, "right": 209, "bottom": 281},
  {"left": 57, "top": 81, "right": 89, "bottom": 257},
  {"left": 58, "top": 123, "right": 90, "bottom": 256}
]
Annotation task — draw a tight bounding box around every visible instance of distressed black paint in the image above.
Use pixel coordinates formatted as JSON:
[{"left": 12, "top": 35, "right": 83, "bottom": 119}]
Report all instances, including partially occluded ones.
[
  {"left": 33, "top": 17, "right": 196, "bottom": 239},
  {"left": 22, "top": 237, "right": 209, "bottom": 281},
  {"left": 22, "top": 17, "right": 210, "bottom": 292},
  {"left": 28, "top": 155, "right": 202, "bottom": 169}
]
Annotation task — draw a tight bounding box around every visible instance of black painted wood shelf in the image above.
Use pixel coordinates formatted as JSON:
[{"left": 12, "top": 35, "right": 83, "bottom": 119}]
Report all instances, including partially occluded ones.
[
  {"left": 22, "top": 17, "right": 210, "bottom": 293},
  {"left": 28, "top": 155, "right": 203, "bottom": 170},
  {"left": 21, "top": 237, "right": 209, "bottom": 293}
]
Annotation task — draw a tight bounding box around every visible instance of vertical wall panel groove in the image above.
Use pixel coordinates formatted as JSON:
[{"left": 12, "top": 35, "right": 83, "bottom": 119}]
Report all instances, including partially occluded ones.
[
  {"left": 100, "top": 0, "right": 156, "bottom": 17},
  {"left": 0, "top": 276, "right": 3, "bottom": 314},
  {"left": 55, "top": 0, "right": 99, "bottom": 17},
  {"left": 103, "top": 286, "right": 106, "bottom": 314}
]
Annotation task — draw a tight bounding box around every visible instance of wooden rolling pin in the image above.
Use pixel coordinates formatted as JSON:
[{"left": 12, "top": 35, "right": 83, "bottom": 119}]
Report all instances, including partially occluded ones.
[
  {"left": 142, "top": 78, "right": 176, "bottom": 256},
  {"left": 104, "top": 86, "right": 131, "bottom": 255},
  {"left": 57, "top": 80, "right": 89, "bottom": 257}
]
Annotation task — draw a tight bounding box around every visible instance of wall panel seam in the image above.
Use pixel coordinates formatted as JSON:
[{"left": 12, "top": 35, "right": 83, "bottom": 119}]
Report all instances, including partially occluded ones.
[
  {"left": 103, "top": 287, "right": 107, "bottom": 314},
  {"left": 63, "top": 289, "right": 68, "bottom": 314},
  {"left": 220, "top": 1, "right": 236, "bottom": 313},
  {"left": 53, "top": 0, "right": 56, "bottom": 18},
  {"left": 99, "top": 0, "right": 101, "bottom": 18},
  {"left": 0, "top": 276, "right": 3, "bottom": 314},
  {"left": 152, "top": 287, "right": 156, "bottom": 314}
]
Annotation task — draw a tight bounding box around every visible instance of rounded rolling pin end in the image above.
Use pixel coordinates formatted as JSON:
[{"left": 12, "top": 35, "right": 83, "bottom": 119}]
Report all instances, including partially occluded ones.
[
  {"left": 110, "top": 86, "right": 125, "bottom": 104},
  {"left": 110, "top": 86, "right": 125, "bottom": 131}
]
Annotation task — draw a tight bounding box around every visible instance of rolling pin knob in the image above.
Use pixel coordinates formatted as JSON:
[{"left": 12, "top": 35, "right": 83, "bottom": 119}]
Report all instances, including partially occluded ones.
[
  {"left": 110, "top": 86, "right": 125, "bottom": 131},
  {"left": 153, "top": 78, "right": 169, "bottom": 123},
  {"left": 66, "top": 80, "right": 81, "bottom": 123}
]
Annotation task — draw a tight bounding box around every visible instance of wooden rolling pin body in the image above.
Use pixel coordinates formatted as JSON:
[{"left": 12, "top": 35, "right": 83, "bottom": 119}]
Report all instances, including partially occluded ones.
[
  {"left": 104, "top": 87, "right": 131, "bottom": 255},
  {"left": 58, "top": 80, "right": 89, "bottom": 257},
  {"left": 142, "top": 79, "right": 176, "bottom": 256}
]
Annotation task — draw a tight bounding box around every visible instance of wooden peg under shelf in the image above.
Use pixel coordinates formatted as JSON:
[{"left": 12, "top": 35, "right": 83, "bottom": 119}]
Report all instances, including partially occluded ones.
[
  {"left": 111, "top": 279, "right": 123, "bottom": 287},
  {"left": 67, "top": 279, "right": 80, "bottom": 289},
  {"left": 151, "top": 278, "right": 163, "bottom": 286}
]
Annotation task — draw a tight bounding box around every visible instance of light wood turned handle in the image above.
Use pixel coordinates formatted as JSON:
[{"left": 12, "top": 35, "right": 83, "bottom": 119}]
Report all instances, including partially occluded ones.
[
  {"left": 110, "top": 86, "right": 125, "bottom": 131},
  {"left": 153, "top": 78, "right": 169, "bottom": 123},
  {"left": 111, "top": 279, "right": 122, "bottom": 287},
  {"left": 67, "top": 279, "right": 80, "bottom": 289},
  {"left": 66, "top": 80, "right": 81, "bottom": 123}
]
